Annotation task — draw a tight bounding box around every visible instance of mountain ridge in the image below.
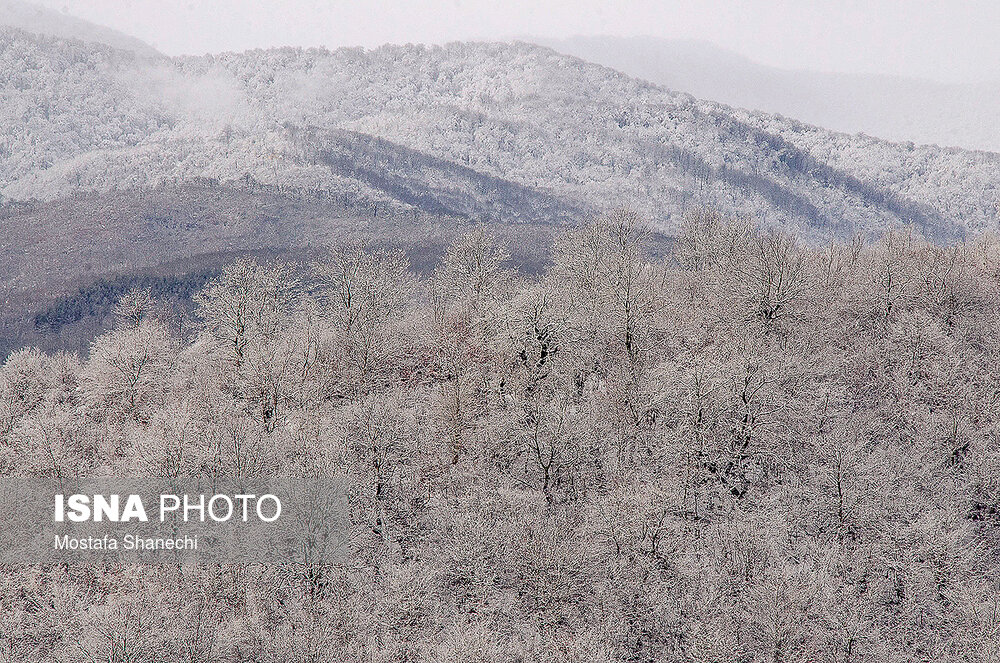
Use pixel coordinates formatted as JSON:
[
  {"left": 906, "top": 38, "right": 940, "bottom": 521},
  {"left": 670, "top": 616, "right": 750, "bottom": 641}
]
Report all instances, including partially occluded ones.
[
  {"left": 533, "top": 35, "right": 1000, "bottom": 153},
  {"left": 0, "top": 0, "right": 161, "bottom": 57},
  {"left": 3, "top": 31, "right": 995, "bottom": 241}
]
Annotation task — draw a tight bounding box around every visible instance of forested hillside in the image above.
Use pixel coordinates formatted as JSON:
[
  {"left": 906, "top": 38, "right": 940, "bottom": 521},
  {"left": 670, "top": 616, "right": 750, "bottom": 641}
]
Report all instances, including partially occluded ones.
[
  {"left": 0, "top": 180, "right": 577, "bottom": 357},
  {"left": 7, "top": 25, "right": 1000, "bottom": 357},
  {"left": 3, "top": 28, "right": 999, "bottom": 241},
  {"left": 5, "top": 24, "right": 1000, "bottom": 359},
  {"left": 3, "top": 214, "right": 1000, "bottom": 661}
]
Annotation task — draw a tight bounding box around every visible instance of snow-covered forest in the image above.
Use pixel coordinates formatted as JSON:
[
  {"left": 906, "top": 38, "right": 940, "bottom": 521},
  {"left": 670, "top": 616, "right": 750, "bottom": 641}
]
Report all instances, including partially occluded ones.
[
  {"left": 4, "top": 2, "right": 1000, "bottom": 659},
  {"left": 3, "top": 27, "right": 1000, "bottom": 240},
  {"left": 4, "top": 213, "right": 1000, "bottom": 661}
]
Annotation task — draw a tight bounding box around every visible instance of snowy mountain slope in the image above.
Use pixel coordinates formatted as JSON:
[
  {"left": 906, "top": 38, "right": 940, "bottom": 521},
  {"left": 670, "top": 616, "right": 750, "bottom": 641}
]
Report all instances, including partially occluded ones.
[{"left": 2, "top": 31, "right": 996, "bottom": 244}]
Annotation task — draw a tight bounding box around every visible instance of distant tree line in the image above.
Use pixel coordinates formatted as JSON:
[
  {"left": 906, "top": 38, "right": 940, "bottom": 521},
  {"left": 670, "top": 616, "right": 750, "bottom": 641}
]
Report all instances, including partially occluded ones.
[{"left": 32, "top": 270, "right": 217, "bottom": 333}]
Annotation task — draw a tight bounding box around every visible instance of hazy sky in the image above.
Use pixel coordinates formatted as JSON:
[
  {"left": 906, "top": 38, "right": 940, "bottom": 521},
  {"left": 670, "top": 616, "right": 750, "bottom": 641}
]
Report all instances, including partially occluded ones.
[{"left": 32, "top": 0, "right": 1000, "bottom": 83}]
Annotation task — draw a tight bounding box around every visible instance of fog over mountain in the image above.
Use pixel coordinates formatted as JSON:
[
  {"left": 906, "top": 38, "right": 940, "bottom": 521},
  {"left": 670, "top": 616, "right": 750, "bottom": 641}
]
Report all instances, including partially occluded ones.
[
  {"left": 0, "top": 0, "right": 160, "bottom": 56},
  {"left": 535, "top": 35, "right": 1000, "bottom": 153}
]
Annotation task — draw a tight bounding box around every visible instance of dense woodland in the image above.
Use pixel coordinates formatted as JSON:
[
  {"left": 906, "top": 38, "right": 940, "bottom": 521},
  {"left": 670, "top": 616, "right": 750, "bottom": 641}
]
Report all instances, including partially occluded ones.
[{"left": 3, "top": 211, "right": 1000, "bottom": 661}]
